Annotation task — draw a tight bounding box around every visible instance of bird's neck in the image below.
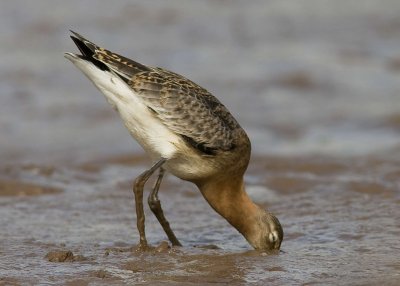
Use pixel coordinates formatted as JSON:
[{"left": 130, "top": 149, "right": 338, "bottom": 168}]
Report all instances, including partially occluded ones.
[{"left": 197, "top": 176, "right": 260, "bottom": 243}]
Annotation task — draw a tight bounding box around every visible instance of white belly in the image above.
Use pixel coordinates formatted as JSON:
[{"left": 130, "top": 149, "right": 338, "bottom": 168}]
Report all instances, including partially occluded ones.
[
  {"left": 71, "top": 57, "right": 180, "bottom": 160},
  {"left": 69, "top": 57, "right": 216, "bottom": 181}
]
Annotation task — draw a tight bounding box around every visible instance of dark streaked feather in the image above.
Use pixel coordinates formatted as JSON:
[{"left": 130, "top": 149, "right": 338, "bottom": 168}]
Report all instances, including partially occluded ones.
[
  {"left": 129, "top": 70, "right": 240, "bottom": 153},
  {"left": 69, "top": 30, "right": 149, "bottom": 80}
]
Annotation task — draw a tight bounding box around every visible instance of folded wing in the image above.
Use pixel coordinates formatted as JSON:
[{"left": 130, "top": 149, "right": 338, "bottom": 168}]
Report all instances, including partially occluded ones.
[{"left": 69, "top": 31, "right": 241, "bottom": 155}]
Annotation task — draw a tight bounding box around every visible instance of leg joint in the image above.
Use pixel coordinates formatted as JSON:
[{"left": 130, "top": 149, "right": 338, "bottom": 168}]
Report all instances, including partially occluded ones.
[{"left": 148, "top": 201, "right": 158, "bottom": 212}]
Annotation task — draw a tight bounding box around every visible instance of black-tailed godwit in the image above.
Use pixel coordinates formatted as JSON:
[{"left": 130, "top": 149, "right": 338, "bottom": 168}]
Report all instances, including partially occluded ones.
[{"left": 65, "top": 31, "right": 283, "bottom": 251}]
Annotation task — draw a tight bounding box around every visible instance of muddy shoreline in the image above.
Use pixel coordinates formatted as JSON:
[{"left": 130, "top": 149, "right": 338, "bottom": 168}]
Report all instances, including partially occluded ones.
[{"left": 1, "top": 154, "right": 399, "bottom": 285}]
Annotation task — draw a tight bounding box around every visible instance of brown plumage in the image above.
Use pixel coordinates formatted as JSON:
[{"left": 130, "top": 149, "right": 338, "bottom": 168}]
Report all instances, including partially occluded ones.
[{"left": 65, "top": 31, "right": 283, "bottom": 251}]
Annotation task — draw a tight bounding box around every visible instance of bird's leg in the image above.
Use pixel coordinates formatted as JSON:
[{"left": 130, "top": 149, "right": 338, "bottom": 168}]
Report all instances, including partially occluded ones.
[
  {"left": 148, "top": 168, "right": 182, "bottom": 246},
  {"left": 133, "top": 158, "right": 166, "bottom": 249}
]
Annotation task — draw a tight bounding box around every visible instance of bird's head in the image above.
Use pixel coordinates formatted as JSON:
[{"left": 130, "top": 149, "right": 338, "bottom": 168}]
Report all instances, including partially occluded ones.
[{"left": 246, "top": 208, "right": 283, "bottom": 251}]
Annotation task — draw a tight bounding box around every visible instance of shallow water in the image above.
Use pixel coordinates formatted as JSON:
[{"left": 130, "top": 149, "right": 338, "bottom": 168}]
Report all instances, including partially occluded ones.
[
  {"left": 0, "top": 154, "right": 399, "bottom": 285},
  {"left": 1, "top": 0, "right": 400, "bottom": 285}
]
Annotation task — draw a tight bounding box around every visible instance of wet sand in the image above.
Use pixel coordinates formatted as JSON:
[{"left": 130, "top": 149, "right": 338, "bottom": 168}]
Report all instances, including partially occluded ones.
[
  {"left": 0, "top": 154, "right": 399, "bottom": 285},
  {"left": 1, "top": 0, "right": 400, "bottom": 285}
]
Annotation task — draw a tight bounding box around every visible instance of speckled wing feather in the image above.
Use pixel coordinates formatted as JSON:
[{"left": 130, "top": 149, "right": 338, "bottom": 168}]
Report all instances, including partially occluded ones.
[
  {"left": 70, "top": 31, "right": 241, "bottom": 155},
  {"left": 128, "top": 68, "right": 242, "bottom": 155}
]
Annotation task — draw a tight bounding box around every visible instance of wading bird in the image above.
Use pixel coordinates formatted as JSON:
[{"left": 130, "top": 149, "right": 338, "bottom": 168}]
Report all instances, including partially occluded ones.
[{"left": 65, "top": 31, "right": 283, "bottom": 251}]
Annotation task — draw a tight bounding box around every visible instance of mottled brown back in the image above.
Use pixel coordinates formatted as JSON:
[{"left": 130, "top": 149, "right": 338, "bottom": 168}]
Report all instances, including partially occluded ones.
[{"left": 70, "top": 31, "right": 246, "bottom": 155}]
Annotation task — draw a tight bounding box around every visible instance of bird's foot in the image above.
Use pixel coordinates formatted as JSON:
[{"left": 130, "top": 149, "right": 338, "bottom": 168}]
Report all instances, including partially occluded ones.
[{"left": 133, "top": 241, "right": 151, "bottom": 252}]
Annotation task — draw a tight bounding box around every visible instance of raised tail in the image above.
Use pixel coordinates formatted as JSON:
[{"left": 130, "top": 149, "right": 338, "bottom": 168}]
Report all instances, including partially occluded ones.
[{"left": 68, "top": 30, "right": 151, "bottom": 82}]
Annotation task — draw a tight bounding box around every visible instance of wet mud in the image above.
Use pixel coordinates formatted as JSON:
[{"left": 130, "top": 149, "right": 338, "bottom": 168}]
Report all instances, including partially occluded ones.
[
  {"left": 0, "top": 180, "right": 62, "bottom": 197},
  {"left": 45, "top": 250, "right": 87, "bottom": 263},
  {"left": 0, "top": 154, "right": 399, "bottom": 285}
]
